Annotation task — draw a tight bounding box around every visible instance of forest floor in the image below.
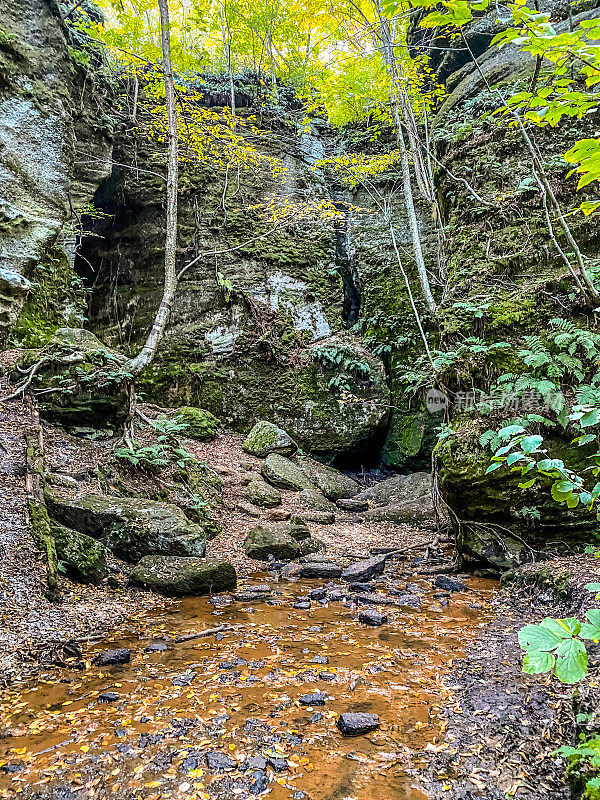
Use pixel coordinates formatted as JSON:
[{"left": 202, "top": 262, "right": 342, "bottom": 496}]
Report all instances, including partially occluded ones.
[{"left": 1, "top": 382, "right": 599, "bottom": 798}]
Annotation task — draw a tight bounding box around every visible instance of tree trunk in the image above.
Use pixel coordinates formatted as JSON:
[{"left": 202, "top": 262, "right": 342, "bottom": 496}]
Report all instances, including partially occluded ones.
[
  {"left": 125, "top": 0, "right": 179, "bottom": 377},
  {"left": 376, "top": 13, "right": 437, "bottom": 315}
]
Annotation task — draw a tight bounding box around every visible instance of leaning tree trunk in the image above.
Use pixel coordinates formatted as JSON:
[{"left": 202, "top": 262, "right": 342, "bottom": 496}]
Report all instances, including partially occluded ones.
[{"left": 125, "top": 0, "right": 179, "bottom": 378}]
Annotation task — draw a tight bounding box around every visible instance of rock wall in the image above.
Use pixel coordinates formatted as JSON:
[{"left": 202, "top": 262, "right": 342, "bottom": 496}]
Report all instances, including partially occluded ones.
[{"left": 0, "top": 0, "right": 112, "bottom": 344}]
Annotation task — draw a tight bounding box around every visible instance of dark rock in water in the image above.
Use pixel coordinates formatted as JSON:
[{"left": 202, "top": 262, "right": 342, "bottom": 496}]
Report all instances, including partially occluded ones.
[
  {"left": 309, "top": 654, "right": 328, "bottom": 664},
  {"left": 319, "top": 672, "right": 336, "bottom": 681},
  {"left": 139, "top": 733, "right": 164, "bottom": 749},
  {"left": 358, "top": 609, "right": 388, "bottom": 626},
  {"left": 1, "top": 763, "right": 24, "bottom": 774},
  {"left": 342, "top": 556, "right": 386, "bottom": 583},
  {"left": 293, "top": 600, "right": 311, "bottom": 610},
  {"left": 434, "top": 575, "right": 467, "bottom": 592},
  {"left": 336, "top": 498, "right": 369, "bottom": 512},
  {"left": 299, "top": 692, "right": 327, "bottom": 706},
  {"left": 327, "top": 590, "right": 348, "bottom": 602},
  {"left": 235, "top": 588, "right": 271, "bottom": 602},
  {"left": 181, "top": 751, "right": 205, "bottom": 772},
  {"left": 93, "top": 648, "right": 131, "bottom": 667},
  {"left": 309, "top": 588, "right": 327, "bottom": 601},
  {"left": 131, "top": 555, "right": 236, "bottom": 596},
  {"left": 219, "top": 661, "right": 237, "bottom": 670},
  {"left": 298, "top": 562, "right": 342, "bottom": 579},
  {"left": 172, "top": 671, "right": 196, "bottom": 686},
  {"left": 98, "top": 691, "right": 119, "bottom": 703},
  {"left": 353, "top": 592, "right": 396, "bottom": 606},
  {"left": 337, "top": 712, "right": 380, "bottom": 736},
  {"left": 395, "top": 594, "right": 422, "bottom": 609},
  {"left": 145, "top": 641, "right": 168, "bottom": 653},
  {"left": 267, "top": 757, "right": 289, "bottom": 772},
  {"left": 206, "top": 751, "right": 238, "bottom": 773},
  {"left": 245, "top": 755, "right": 267, "bottom": 771},
  {"left": 293, "top": 793, "right": 307, "bottom": 799},
  {"left": 310, "top": 712, "right": 323, "bottom": 723},
  {"left": 348, "top": 582, "right": 375, "bottom": 592},
  {"left": 249, "top": 769, "right": 269, "bottom": 795},
  {"left": 152, "top": 750, "right": 176, "bottom": 770}
]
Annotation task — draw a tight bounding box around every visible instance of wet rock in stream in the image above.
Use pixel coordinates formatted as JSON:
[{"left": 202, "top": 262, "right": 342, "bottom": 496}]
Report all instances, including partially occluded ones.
[
  {"left": 93, "top": 648, "right": 131, "bottom": 666},
  {"left": 342, "top": 556, "right": 387, "bottom": 583},
  {"left": 358, "top": 609, "right": 388, "bottom": 626},
  {"left": 336, "top": 712, "right": 381, "bottom": 736}
]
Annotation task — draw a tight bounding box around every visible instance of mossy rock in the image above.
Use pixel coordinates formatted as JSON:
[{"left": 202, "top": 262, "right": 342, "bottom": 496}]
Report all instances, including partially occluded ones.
[
  {"left": 46, "top": 492, "right": 208, "bottom": 564},
  {"left": 243, "top": 525, "right": 300, "bottom": 561},
  {"left": 299, "top": 458, "right": 359, "bottom": 501},
  {"left": 52, "top": 523, "right": 107, "bottom": 585},
  {"left": 298, "top": 537, "right": 326, "bottom": 556},
  {"left": 243, "top": 421, "right": 297, "bottom": 458},
  {"left": 175, "top": 407, "right": 220, "bottom": 441},
  {"left": 434, "top": 427, "right": 600, "bottom": 569},
  {"left": 131, "top": 555, "right": 236, "bottom": 596},
  {"left": 245, "top": 479, "right": 282, "bottom": 508},
  {"left": 261, "top": 454, "right": 313, "bottom": 492},
  {"left": 299, "top": 487, "right": 337, "bottom": 513}
]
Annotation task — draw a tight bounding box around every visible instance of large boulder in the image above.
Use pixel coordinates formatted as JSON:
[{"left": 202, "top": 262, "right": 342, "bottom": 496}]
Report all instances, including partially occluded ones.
[
  {"left": 45, "top": 493, "right": 209, "bottom": 563},
  {"left": 435, "top": 429, "right": 598, "bottom": 569},
  {"left": 243, "top": 525, "right": 300, "bottom": 561},
  {"left": 245, "top": 479, "right": 282, "bottom": 508},
  {"left": 261, "top": 454, "right": 312, "bottom": 491},
  {"left": 131, "top": 556, "right": 236, "bottom": 596},
  {"left": 300, "top": 459, "right": 359, "bottom": 501},
  {"left": 174, "top": 407, "right": 220, "bottom": 441},
  {"left": 52, "top": 523, "right": 107, "bottom": 584},
  {"left": 18, "top": 328, "right": 130, "bottom": 435},
  {"left": 360, "top": 497, "right": 436, "bottom": 526},
  {"left": 299, "top": 488, "right": 337, "bottom": 513},
  {"left": 356, "top": 472, "right": 431, "bottom": 506},
  {"left": 243, "top": 421, "right": 297, "bottom": 458}
]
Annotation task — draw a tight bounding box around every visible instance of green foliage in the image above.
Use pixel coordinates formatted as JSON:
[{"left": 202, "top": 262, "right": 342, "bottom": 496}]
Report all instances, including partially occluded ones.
[
  {"left": 311, "top": 343, "right": 373, "bottom": 392},
  {"left": 114, "top": 415, "right": 197, "bottom": 472}
]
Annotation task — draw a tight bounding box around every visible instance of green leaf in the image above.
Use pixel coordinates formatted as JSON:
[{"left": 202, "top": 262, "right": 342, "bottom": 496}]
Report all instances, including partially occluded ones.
[
  {"left": 521, "top": 434, "right": 543, "bottom": 453},
  {"left": 485, "top": 461, "right": 503, "bottom": 474},
  {"left": 586, "top": 583, "right": 600, "bottom": 593},
  {"left": 523, "top": 650, "right": 555, "bottom": 674},
  {"left": 586, "top": 608, "right": 600, "bottom": 627},
  {"left": 540, "top": 617, "right": 579, "bottom": 638},
  {"left": 518, "top": 623, "right": 563, "bottom": 651},
  {"left": 554, "top": 638, "right": 588, "bottom": 683},
  {"left": 518, "top": 478, "right": 536, "bottom": 489}
]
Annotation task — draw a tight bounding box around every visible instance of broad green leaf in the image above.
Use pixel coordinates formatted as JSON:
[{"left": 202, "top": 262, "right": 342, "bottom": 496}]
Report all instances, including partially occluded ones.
[
  {"left": 540, "top": 617, "right": 578, "bottom": 638},
  {"left": 579, "top": 622, "right": 600, "bottom": 640},
  {"left": 554, "top": 638, "right": 588, "bottom": 683},
  {"left": 521, "top": 434, "right": 543, "bottom": 453},
  {"left": 518, "top": 624, "right": 563, "bottom": 651},
  {"left": 586, "top": 608, "right": 600, "bottom": 627},
  {"left": 585, "top": 583, "right": 600, "bottom": 593},
  {"left": 522, "top": 650, "right": 554, "bottom": 674}
]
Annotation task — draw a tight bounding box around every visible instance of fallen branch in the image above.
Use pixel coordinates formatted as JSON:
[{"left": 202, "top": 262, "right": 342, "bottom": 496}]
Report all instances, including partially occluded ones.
[{"left": 175, "top": 624, "right": 234, "bottom": 643}]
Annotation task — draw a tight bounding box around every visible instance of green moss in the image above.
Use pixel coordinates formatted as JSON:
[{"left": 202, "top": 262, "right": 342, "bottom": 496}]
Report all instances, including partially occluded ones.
[{"left": 13, "top": 248, "right": 86, "bottom": 348}]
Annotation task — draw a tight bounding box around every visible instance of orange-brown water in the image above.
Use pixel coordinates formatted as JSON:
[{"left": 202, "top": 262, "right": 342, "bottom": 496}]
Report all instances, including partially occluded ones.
[{"left": 0, "top": 576, "right": 495, "bottom": 800}]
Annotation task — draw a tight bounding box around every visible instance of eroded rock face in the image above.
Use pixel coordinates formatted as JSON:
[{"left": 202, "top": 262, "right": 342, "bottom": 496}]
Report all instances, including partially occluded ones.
[
  {"left": 0, "top": 0, "right": 112, "bottom": 343},
  {"left": 46, "top": 493, "right": 209, "bottom": 563},
  {"left": 131, "top": 556, "right": 236, "bottom": 596}
]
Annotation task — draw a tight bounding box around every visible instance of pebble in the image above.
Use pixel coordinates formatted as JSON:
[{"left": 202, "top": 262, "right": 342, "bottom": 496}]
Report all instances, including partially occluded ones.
[
  {"left": 206, "top": 751, "right": 238, "bottom": 772},
  {"left": 245, "top": 755, "right": 267, "bottom": 770},
  {"left": 337, "top": 712, "right": 381, "bottom": 736},
  {"left": 299, "top": 692, "right": 327, "bottom": 706},
  {"left": 318, "top": 671, "right": 336, "bottom": 681},
  {"left": 249, "top": 770, "right": 269, "bottom": 794},
  {"left": 98, "top": 692, "right": 119, "bottom": 703},
  {"left": 341, "top": 556, "right": 387, "bottom": 583},
  {"left": 268, "top": 757, "right": 288, "bottom": 772},
  {"left": 145, "top": 641, "right": 168, "bottom": 653},
  {"left": 93, "top": 648, "right": 131, "bottom": 667},
  {"left": 434, "top": 575, "right": 467, "bottom": 592},
  {"left": 309, "top": 588, "right": 326, "bottom": 601},
  {"left": 310, "top": 712, "right": 323, "bottom": 723},
  {"left": 309, "top": 654, "right": 328, "bottom": 664},
  {"left": 358, "top": 609, "right": 388, "bottom": 626},
  {"left": 293, "top": 600, "right": 311, "bottom": 610},
  {"left": 171, "top": 671, "right": 196, "bottom": 686}
]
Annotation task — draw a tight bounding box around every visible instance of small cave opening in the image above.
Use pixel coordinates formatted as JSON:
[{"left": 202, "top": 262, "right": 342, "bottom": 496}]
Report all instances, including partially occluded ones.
[{"left": 329, "top": 424, "right": 395, "bottom": 486}]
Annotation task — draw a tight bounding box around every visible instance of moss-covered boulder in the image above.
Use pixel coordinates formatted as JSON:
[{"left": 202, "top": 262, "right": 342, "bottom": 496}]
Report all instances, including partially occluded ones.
[
  {"left": 174, "top": 407, "right": 220, "bottom": 441},
  {"left": 261, "top": 454, "right": 312, "bottom": 491},
  {"left": 278, "top": 517, "right": 311, "bottom": 541},
  {"left": 356, "top": 472, "right": 432, "bottom": 506},
  {"left": 299, "top": 488, "right": 337, "bottom": 513},
  {"left": 18, "top": 328, "right": 130, "bottom": 435},
  {"left": 245, "top": 479, "right": 282, "bottom": 508},
  {"left": 300, "top": 459, "right": 359, "bottom": 501},
  {"left": 46, "top": 493, "right": 208, "bottom": 563},
  {"left": 298, "top": 537, "right": 326, "bottom": 556},
  {"left": 360, "top": 498, "right": 435, "bottom": 526},
  {"left": 52, "top": 523, "right": 107, "bottom": 584},
  {"left": 435, "top": 428, "right": 600, "bottom": 569},
  {"left": 243, "top": 421, "right": 297, "bottom": 458},
  {"left": 243, "top": 525, "right": 300, "bottom": 561},
  {"left": 131, "top": 555, "right": 236, "bottom": 596}
]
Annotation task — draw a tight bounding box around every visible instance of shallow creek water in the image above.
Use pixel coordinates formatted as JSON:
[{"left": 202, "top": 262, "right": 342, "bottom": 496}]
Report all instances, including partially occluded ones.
[{"left": 0, "top": 573, "right": 495, "bottom": 800}]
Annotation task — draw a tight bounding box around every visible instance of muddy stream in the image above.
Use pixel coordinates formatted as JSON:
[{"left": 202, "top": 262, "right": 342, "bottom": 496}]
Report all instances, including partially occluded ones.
[{"left": 0, "top": 569, "right": 496, "bottom": 800}]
